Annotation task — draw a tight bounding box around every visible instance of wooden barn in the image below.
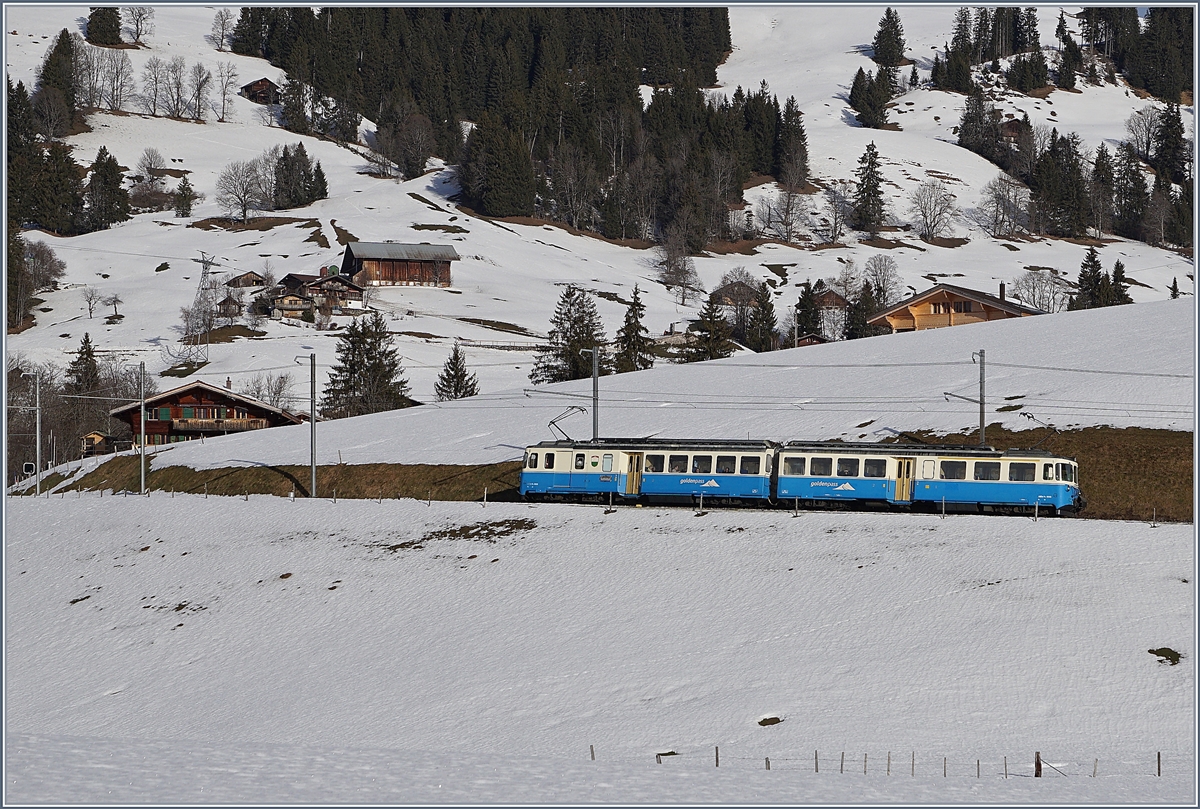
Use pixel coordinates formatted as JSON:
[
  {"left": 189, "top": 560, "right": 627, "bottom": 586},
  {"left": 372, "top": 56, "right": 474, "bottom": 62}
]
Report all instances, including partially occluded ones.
[
  {"left": 240, "top": 77, "right": 280, "bottom": 105},
  {"left": 340, "top": 242, "right": 459, "bottom": 287},
  {"left": 109, "top": 380, "right": 303, "bottom": 446},
  {"left": 867, "top": 282, "right": 1042, "bottom": 333},
  {"left": 225, "top": 270, "right": 266, "bottom": 288}
]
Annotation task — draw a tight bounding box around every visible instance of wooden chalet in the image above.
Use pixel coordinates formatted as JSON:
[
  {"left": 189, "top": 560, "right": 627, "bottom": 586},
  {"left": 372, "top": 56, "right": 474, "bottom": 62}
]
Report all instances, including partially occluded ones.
[
  {"left": 240, "top": 77, "right": 280, "bottom": 105},
  {"left": 276, "top": 270, "right": 364, "bottom": 314},
  {"left": 109, "top": 380, "right": 303, "bottom": 447},
  {"left": 867, "top": 282, "right": 1042, "bottom": 333},
  {"left": 272, "top": 291, "right": 314, "bottom": 319},
  {"left": 794, "top": 332, "right": 832, "bottom": 348},
  {"left": 340, "top": 242, "right": 459, "bottom": 287},
  {"left": 216, "top": 294, "right": 243, "bottom": 320},
  {"left": 225, "top": 270, "right": 266, "bottom": 288},
  {"left": 80, "top": 431, "right": 128, "bottom": 457}
]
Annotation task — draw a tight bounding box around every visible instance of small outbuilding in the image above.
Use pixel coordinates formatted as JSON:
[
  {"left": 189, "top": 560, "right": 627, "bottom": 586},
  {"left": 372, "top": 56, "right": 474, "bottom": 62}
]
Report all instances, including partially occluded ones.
[
  {"left": 340, "top": 242, "right": 459, "bottom": 287},
  {"left": 240, "top": 78, "right": 280, "bottom": 105},
  {"left": 225, "top": 270, "right": 266, "bottom": 288}
]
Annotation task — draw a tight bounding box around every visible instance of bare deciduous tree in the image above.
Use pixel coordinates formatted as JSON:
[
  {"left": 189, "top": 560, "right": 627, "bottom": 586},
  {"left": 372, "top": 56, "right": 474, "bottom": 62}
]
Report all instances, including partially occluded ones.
[
  {"left": 820, "top": 182, "right": 853, "bottom": 243},
  {"left": 188, "top": 62, "right": 213, "bottom": 121},
  {"left": 1010, "top": 269, "right": 1071, "bottom": 312},
  {"left": 32, "top": 88, "right": 70, "bottom": 140},
  {"left": 163, "top": 56, "right": 188, "bottom": 118},
  {"left": 908, "top": 180, "right": 959, "bottom": 240},
  {"left": 1124, "top": 105, "right": 1161, "bottom": 162},
  {"left": 71, "top": 34, "right": 104, "bottom": 110},
  {"left": 863, "top": 254, "right": 903, "bottom": 307},
  {"left": 139, "top": 56, "right": 166, "bottom": 116},
  {"left": 211, "top": 8, "right": 236, "bottom": 52},
  {"left": 101, "top": 49, "right": 136, "bottom": 112},
  {"left": 81, "top": 286, "right": 103, "bottom": 318},
  {"left": 101, "top": 293, "right": 123, "bottom": 317},
  {"left": 135, "top": 147, "right": 166, "bottom": 191},
  {"left": 239, "top": 372, "right": 294, "bottom": 409},
  {"left": 24, "top": 242, "right": 67, "bottom": 291},
  {"left": 825, "top": 257, "right": 861, "bottom": 302},
  {"left": 215, "top": 61, "right": 238, "bottom": 122},
  {"left": 215, "top": 160, "right": 265, "bottom": 222},
  {"left": 653, "top": 226, "right": 703, "bottom": 306},
  {"left": 976, "top": 173, "right": 1030, "bottom": 238},
  {"left": 122, "top": 7, "right": 154, "bottom": 45}
]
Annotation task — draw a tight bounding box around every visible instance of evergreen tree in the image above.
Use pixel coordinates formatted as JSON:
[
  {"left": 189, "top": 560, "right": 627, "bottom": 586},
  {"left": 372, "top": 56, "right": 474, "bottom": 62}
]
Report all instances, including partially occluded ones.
[
  {"left": 930, "top": 53, "right": 947, "bottom": 89},
  {"left": 34, "top": 29, "right": 78, "bottom": 130},
  {"left": 794, "top": 281, "right": 821, "bottom": 338},
  {"left": 86, "top": 7, "right": 122, "bottom": 46},
  {"left": 7, "top": 79, "right": 38, "bottom": 225},
  {"left": 7, "top": 217, "right": 30, "bottom": 328},
  {"left": 1089, "top": 142, "right": 1115, "bottom": 235},
  {"left": 844, "top": 281, "right": 886, "bottom": 339},
  {"left": 684, "top": 293, "right": 734, "bottom": 362},
  {"left": 433, "top": 340, "right": 479, "bottom": 400},
  {"left": 1058, "top": 35, "right": 1083, "bottom": 89},
  {"left": 83, "top": 145, "right": 131, "bottom": 231},
  {"left": 746, "top": 281, "right": 777, "bottom": 352},
  {"left": 958, "top": 87, "right": 1000, "bottom": 161},
  {"left": 310, "top": 162, "right": 328, "bottom": 200},
  {"left": 774, "top": 96, "right": 808, "bottom": 183},
  {"left": 1169, "top": 277, "right": 1180, "bottom": 298},
  {"left": 872, "top": 8, "right": 906, "bottom": 67},
  {"left": 1109, "top": 259, "right": 1133, "bottom": 304},
  {"left": 66, "top": 333, "right": 101, "bottom": 393},
  {"left": 909, "top": 64, "right": 919, "bottom": 89},
  {"left": 529, "top": 286, "right": 610, "bottom": 384},
  {"left": 1030, "top": 130, "right": 1088, "bottom": 236},
  {"left": 1072, "top": 246, "right": 1104, "bottom": 308},
  {"left": 849, "top": 68, "right": 869, "bottom": 113},
  {"left": 1112, "top": 142, "right": 1149, "bottom": 239},
  {"left": 460, "top": 112, "right": 535, "bottom": 217},
  {"left": 174, "top": 175, "right": 197, "bottom": 217},
  {"left": 853, "top": 141, "right": 886, "bottom": 237},
  {"left": 320, "top": 310, "right": 414, "bottom": 418},
  {"left": 35, "top": 142, "right": 84, "bottom": 235},
  {"left": 613, "top": 284, "right": 655, "bottom": 374},
  {"left": 1151, "top": 102, "right": 1186, "bottom": 187}
]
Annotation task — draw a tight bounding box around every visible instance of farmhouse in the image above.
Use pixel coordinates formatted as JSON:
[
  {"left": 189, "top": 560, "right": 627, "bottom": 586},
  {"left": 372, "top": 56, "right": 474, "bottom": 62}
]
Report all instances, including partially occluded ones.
[
  {"left": 215, "top": 294, "right": 242, "bottom": 321},
  {"left": 340, "top": 242, "right": 459, "bottom": 287},
  {"left": 867, "top": 282, "right": 1043, "bottom": 333},
  {"left": 225, "top": 270, "right": 266, "bottom": 288},
  {"left": 240, "top": 77, "right": 280, "bottom": 105},
  {"left": 274, "top": 270, "right": 364, "bottom": 315},
  {"left": 271, "top": 291, "right": 313, "bottom": 320},
  {"left": 110, "top": 380, "right": 303, "bottom": 446}
]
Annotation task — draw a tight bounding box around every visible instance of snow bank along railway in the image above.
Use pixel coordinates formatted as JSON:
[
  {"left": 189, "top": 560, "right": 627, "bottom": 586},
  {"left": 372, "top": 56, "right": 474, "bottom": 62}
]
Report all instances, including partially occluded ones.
[{"left": 520, "top": 439, "right": 1084, "bottom": 516}]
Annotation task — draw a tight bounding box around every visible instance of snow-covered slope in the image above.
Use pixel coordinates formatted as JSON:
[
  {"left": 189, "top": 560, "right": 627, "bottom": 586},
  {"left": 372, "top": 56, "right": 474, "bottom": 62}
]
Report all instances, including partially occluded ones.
[
  {"left": 5, "top": 496, "right": 1194, "bottom": 803},
  {"left": 4, "top": 5, "right": 1194, "bottom": 406}
]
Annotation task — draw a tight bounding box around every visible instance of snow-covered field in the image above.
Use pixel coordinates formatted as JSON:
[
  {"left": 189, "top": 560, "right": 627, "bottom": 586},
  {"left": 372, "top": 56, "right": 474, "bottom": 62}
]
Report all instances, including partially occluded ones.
[
  {"left": 5, "top": 496, "right": 1195, "bottom": 803},
  {"left": 5, "top": 5, "right": 1196, "bottom": 803}
]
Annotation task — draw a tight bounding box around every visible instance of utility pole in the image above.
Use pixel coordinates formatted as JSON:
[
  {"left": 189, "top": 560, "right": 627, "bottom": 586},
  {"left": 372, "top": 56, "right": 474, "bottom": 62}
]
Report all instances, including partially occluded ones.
[
  {"left": 580, "top": 347, "right": 600, "bottom": 441},
  {"left": 32, "top": 372, "right": 41, "bottom": 495},
  {"left": 941, "top": 348, "right": 987, "bottom": 446},
  {"left": 296, "top": 353, "right": 317, "bottom": 497},
  {"left": 139, "top": 361, "right": 146, "bottom": 494}
]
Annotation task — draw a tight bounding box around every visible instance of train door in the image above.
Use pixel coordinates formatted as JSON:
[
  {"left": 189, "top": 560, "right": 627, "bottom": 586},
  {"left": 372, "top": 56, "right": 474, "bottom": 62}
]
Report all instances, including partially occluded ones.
[
  {"left": 891, "top": 457, "right": 915, "bottom": 503},
  {"left": 624, "top": 453, "right": 643, "bottom": 495}
]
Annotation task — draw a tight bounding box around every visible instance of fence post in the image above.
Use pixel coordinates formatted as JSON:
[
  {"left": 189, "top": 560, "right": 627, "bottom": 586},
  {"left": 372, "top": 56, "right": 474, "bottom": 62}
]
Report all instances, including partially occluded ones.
[
  {"left": 864, "top": 753, "right": 867, "bottom": 774},
  {"left": 912, "top": 751, "right": 915, "bottom": 777},
  {"left": 943, "top": 757, "right": 947, "bottom": 777},
  {"left": 887, "top": 751, "right": 891, "bottom": 776},
  {"left": 1157, "top": 751, "right": 1161, "bottom": 776},
  {"left": 1093, "top": 759, "right": 1097, "bottom": 777},
  {"left": 765, "top": 757, "right": 770, "bottom": 771},
  {"left": 1035, "top": 751, "right": 1042, "bottom": 778},
  {"left": 1004, "top": 756, "right": 1007, "bottom": 779},
  {"left": 656, "top": 754, "right": 662, "bottom": 765},
  {"left": 977, "top": 759, "right": 980, "bottom": 778},
  {"left": 484, "top": 487, "right": 488, "bottom": 508},
  {"left": 715, "top": 746, "right": 719, "bottom": 768},
  {"left": 840, "top": 752, "right": 844, "bottom": 774},
  {"left": 590, "top": 744, "right": 595, "bottom": 761},
  {"left": 815, "top": 750, "right": 818, "bottom": 773}
]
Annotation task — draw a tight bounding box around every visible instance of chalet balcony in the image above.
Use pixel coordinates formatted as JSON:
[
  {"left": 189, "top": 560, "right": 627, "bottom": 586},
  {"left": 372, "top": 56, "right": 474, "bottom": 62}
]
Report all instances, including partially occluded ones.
[{"left": 172, "top": 417, "right": 270, "bottom": 432}]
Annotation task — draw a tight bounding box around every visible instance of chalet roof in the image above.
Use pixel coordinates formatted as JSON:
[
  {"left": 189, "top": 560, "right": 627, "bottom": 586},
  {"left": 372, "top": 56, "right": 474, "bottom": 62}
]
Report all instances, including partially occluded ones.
[
  {"left": 307, "top": 274, "right": 364, "bottom": 291},
  {"left": 279, "top": 273, "right": 321, "bottom": 286},
  {"left": 345, "top": 242, "right": 461, "bottom": 262},
  {"left": 795, "top": 332, "right": 831, "bottom": 343},
  {"left": 225, "top": 270, "right": 265, "bottom": 284},
  {"left": 217, "top": 294, "right": 240, "bottom": 306},
  {"left": 240, "top": 77, "right": 279, "bottom": 91},
  {"left": 109, "top": 380, "right": 303, "bottom": 423},
  {"left": 712, "top": 280, "right": 759, "bottom": 301},
  {"left": 868, "top": 282, "right": 1043, "bottom": 324},
  {"left": 813, "top": 288, "right": 849, "bottom": 308}
]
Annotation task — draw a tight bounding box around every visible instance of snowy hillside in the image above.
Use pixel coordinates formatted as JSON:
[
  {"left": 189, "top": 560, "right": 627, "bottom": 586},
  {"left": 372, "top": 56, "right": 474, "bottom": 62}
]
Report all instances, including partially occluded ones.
[
  {"left": 4, "top": 5, "right": 1194, "bottom": 406},
  {"left": 5, "top": 496, "right": 1194, "bottom": 803}
]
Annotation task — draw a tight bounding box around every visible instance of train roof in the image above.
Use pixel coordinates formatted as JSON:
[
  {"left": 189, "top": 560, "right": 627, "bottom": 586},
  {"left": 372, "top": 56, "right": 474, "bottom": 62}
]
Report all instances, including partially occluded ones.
[
  {"left": 528, "top": 438, "right": 778, "bottom": 451},
  {"left": 781, "top": 440, "right": 1066, "bottom": 458},
  {"left": 525, "top": 438, "right": 1070, "bottom": 460}
]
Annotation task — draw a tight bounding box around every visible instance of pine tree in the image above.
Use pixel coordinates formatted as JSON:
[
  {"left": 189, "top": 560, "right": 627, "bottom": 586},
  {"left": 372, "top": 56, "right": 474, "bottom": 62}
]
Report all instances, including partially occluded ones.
[
  {"left": 909, "top": 64, "right": 919, "bottom": 89},
  {"left": 1151, "top": 102, "right": 1186, "bottom": 187},
  {"left": 613, "top": 284, "right": 655, "bottom": 374},
  {"left": 794, "top": 281, "right": 821, "bottom": 338},
  {"left": 1169, "top": 277, "right": 1180, "bottom": 298},
  {"left": 319, "top": 311, "right": 413, "bottom": 418},
  {"left": 1072, "top": 246, "right": 1104, "bottom": 309},
  {"left": 684, "top": 293, "right": 734, "bottom": 362},
  {"left": 86, "top": 8, "right": 122, "bottom": 46},
  {"left": 310, "top": 162, "right": 328, "bottom": 200},
  {"left": 1089, "top": 142, "right": 1115, "bottom": 235},
  {"left": 7, "top": 217, "right": 30, "bottom": 328},
  {"left": 746, "top": 281, "right": 777, "bottom": 352},
  {"left": 844, "top": 281, "right": 885, "bottom": 339},
  {"left": 34, "top": 29, "right": 78, "bottom": 130},
  {"left": 7, "top": 79, "right": 38, "bottom": 224},
  {"left": 530, "top": 286, "right": 610, "bottom": 384},
  {"left": 958, "top": 87, "right": 999, "bottom": 161},
  {"left": 174, "top": 175, "right": 197, "bottom": 217},
  {"left": 35, "top": 142, "right": 84, "bottom": 235},
  {"left": 66, "top": 333, "right": 101, "bottom": 393},
  {"left": 853, "top": 141, "right": 885, "bottom": 237},
  {"left": 433, "top": 340, "right": 479, "bottom": 400},
  {"left": 83, "top": 145, "right": 131, "bottom": 231},
  {"left": 872, "top": 8, "right": 906, "bottom": 67},
  {"left": 1112, "top": 142, "right": 1149, "bottom": 239},
  {"left": 1109, "top": 259, "right": 1133, "bottom": 304}
]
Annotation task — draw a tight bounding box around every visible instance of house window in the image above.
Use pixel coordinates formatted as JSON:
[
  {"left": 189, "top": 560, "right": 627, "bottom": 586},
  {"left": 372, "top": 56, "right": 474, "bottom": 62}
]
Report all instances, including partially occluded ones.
[
  {"left": 863, "top": 458, "right": 887, "bottom": 478},
  {"left": 158, "top": 407, "right": 171, "bottom": 420},
  {"left": 932, "top": 302, "right": 948, "bottom": 314},
  {"left": 182, "top": 407, "right": 194, "bottom": 419},
  {"left": 783, "top": 456, "right": 805, "bottom": 476},
  {"left": 1008, "top": 462, "right": 1036, "bottom": 481},
  {"left": 953, "top": 301, "right": 973, "bottom": 313}
]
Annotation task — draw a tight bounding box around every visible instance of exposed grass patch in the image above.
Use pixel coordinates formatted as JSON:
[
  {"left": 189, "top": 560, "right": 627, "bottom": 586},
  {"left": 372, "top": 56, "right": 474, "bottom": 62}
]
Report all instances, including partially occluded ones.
[
  {"left": 995, "top": 404, "right": 1024, "bottom": 412},
  {"left": 189, "top": 216, "right": 315, "bottom": 232},
  {"left": 104, "top": 314, "right": 124, "bottom": 325},
  {"left": 398, "top": 331, "right": 445, "bottom": 340},
  {"left": 922, "top": 236, "right": 970, "bottom": 248},
  {"left": 160, "top": 361, "right": 209, "bottom": 377},
  {"left": 408, "top": 193, "right": 444, "bottom": 211},
  {"left": 1149, "top": 647, "right": 1182, "bottom": 665},
  {"left": 592, "top": 290, "right": 633, "bottom": 307},
  {"left": 184, "top": 325, "right": 267, "bottom": 344},
  {"left": 329, "top": 219, "right": 357, "bottom": 246},
  {"left": 413, "top": 223, "right": 469, "bottom": 234},
  {"left": 457, "top": 317, "right": 539, "bottom": 337},
  {"left": 303, "top": 223, "right": 331, "bottom": 249}
]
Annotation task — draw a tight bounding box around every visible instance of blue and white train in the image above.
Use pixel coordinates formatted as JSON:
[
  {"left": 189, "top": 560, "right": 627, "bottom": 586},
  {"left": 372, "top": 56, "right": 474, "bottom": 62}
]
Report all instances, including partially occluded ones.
[{"left": 519, "top": 439, "right": 1085, "bottom": 516}]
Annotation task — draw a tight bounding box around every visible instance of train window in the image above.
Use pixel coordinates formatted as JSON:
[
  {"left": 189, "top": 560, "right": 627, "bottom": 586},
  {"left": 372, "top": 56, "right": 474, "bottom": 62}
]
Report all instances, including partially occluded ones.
[
  {"left": 575, "top": 453, "right": 585, "bottom": 470},
  {"left": 1043, "top": 463, "right": 1055, "bottom": 481},
  {"left": 921, "top": 460, "right": 935, "bottom": 479},
  {"left": 810, "top": 457, "right": 833, "bottom": 476},
  {"left": 783, "top": 456, "right": 805, "bottom": 476},
  {"left": 692, "top": 455, "right": 712, "bottom": 474},
  {"left": 528, "top": 452, "right": 539, "bottom": 469},
  {"left": 837, "top": 458, "right": 860, "bottom": 477},
  {"left": 668, "top": 455, "right": 688, "bottom": 473},
  {"left": 601, "top": 454, "right": 613, "bottom": 472},
  {"left": 544, "top": 452, "right": 555, "bottom": 469},
  {"left": 1008, "top": 462, "right": 1035, "bottom": 481},
  {"left": 974, "top": 462, "right": 1001, "bottom": 480},
  {"left": 740, "top": 456, "right": 762, "bottom": 475},
  {"left": 1057, "top": 463, "right": 1073, "bottom": 482},
  {"left": 716, "top": 455, "right": 737, "bottom": 474},
  {"left": 863, "top": 458, "right": 886, "bottom": 478},
  {"left": 939, "top": 461, "right": 967, "bottom": 480},
  {"left": 645, "top": 454, "right": 664, "bottom": 473}
]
